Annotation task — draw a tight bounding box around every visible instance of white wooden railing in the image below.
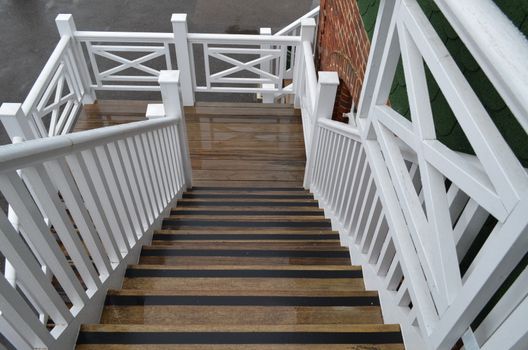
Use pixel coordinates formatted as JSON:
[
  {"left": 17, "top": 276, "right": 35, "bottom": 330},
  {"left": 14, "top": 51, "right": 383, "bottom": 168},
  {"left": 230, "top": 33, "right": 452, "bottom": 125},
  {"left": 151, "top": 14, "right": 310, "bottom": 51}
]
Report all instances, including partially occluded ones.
[
  {"left": 1, "top": 4, "right": 527, "bottom": 349},
  {"left": 188, "top": 33, "right": 299, "bottom": 95},
  {"left": 2, "top": 12, "right": 318, "bottom": 138},
  {"left": 301, "top": 0, "right": 528, "bottom": 349},
  {"left": 0, "top": 71, "right": 191, "bottom": 350}
]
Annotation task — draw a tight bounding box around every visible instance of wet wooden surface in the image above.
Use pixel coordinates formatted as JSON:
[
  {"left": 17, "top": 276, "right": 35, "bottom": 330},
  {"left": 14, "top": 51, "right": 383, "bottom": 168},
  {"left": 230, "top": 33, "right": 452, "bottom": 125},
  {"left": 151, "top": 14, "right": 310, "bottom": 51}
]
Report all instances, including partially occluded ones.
[
  {"left": 75, "top": 106, "right": 403, "bottom": 349},
  {"left": 75, "top": 100, "right": 306, "bottom": 187}
]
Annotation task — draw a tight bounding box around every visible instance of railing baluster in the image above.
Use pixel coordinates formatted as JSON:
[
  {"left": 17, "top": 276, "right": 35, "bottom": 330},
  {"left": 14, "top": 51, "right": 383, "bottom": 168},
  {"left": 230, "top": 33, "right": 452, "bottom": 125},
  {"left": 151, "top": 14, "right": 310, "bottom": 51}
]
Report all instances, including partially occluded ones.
[
  {"left": 127, "top": 136, "right": 156, "bottom": 224},
  {"left": 46, "top": 158, "right": 112, "bottom": 277},
  {"left": 326, "top": 135, "right": 345, "bottom": 206},
  {"left": 0, "top": 172, "right": 87, "bottom": 308},
  {"left": 117, "top": 138, "right": 149, "bottom": 230},
  {"left": 106, "top": 142, "right": 143, "bottom": 239},
  {"left": 0, "top": 274, "right": 54, "bottom": 349},
  {"left": 66, "top": 153, "right": 122, "bottom": 261},
  {"left": 337, "top": 142, "right": 359, "bottom": 223},
  {"left": 159, "top": 127, "right": 176, "bottom": 198},
  {"left": 81, "top": 149, "right": 131, "bottom": 251},
  {"left": 152, "top": 130, "right": 171, "bottom": 204},
  {"left": 96, "top": 145, "right": 138, "bottom": 246},
  {"left": 0, "top": 210, "right": 71, "bottom": 325},
  {"left": 146, "top": 131, "right": 167, "bottom": 206},
  {"left": 139, "top": 133, "right": 163, "bottom": 213}
]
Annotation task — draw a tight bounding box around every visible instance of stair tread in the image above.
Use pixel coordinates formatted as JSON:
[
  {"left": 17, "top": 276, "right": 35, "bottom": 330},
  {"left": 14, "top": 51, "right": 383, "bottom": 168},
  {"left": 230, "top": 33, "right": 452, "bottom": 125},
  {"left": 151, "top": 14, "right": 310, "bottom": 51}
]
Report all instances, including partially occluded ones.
[
  {"left": 155, "top": 229, "right": 336, "bottom": 234},
  {"left": 142, "top": 244, "right": 347, "bottom": 250},
  {"left": 170, "top": 207, "right": 324, "bottom": 212},
  {"left": 107, "top": 288, "right": 376, "bottom": 297},
  {"left": 127, "top": 264, "right": 360, "bottom": 271},
  {"left": 80, "top": 323, "right": 401, "bottom": 333},
  {"left": 167, "top": 216, "right": 327, "bottom": 221}
]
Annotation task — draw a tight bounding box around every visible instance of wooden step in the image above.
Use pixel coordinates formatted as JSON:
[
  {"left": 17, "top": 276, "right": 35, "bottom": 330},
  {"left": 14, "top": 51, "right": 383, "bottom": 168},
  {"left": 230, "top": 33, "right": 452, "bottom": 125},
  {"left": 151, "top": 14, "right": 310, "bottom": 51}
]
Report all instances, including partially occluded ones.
[
  {"left": 138, "top": 248, "right": 351, "bottom": 266},
  {"left": 190, "top": 186, "right": 309, "bottom": 192},
  {"left": 76, "top": 324, "right": 404, "bottom": 349},
  {"left": 143, "top": 242, "right": 345, "bottom": 250},
  {"left": 152, "top": 231, "right": 340, "bottom": 243},
  {"left": 182, "top": 192, "right": 314, "bottom": 199},
  {"left": 170, "top": 208, "right": 324, "bottom": 215},
  {"left": 162, "top": 218, "right": 331, "bottom": 229},
  {"left": 176, "top": 200, "right": 319, "bottom": 208},
  {"left": 101, "top": 289, "right": 382, "bottom": 325},
  {"left": 192, "top": 180, "right": 305, "bottom": 188},
  {"left": 123, "top": 265, "right": 363, "bottom": 292}
]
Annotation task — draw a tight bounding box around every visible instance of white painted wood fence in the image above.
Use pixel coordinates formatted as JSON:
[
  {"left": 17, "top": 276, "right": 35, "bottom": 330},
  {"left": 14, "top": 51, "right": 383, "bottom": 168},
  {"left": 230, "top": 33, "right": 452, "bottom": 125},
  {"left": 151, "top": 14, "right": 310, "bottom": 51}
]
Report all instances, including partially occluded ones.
[
  {"left": 1, "top": 3, "right": 527, "bottom": 349},
  {"left": 302, "top": 0, "right": 528, "bottom": 349},
  {"left": 0, "top": 71, "right": 191, "bottom": 350}
]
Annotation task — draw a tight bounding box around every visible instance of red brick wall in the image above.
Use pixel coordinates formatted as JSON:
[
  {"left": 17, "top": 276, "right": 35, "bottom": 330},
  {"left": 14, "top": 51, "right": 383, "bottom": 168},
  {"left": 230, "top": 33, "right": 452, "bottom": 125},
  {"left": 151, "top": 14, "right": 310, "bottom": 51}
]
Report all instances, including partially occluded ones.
[{"left": 316, "top": 0, "right": 371, "bottom": 122}]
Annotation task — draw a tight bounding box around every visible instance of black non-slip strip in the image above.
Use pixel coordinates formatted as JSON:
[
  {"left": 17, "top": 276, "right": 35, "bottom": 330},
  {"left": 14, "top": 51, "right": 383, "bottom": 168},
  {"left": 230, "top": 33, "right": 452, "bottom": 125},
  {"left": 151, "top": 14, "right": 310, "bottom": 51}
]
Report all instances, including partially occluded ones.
[
  {"left": 191, "top": 187, "right": 306, "bottom": 191},
  {"left": 183, "top": 193, "right": 313, "bottom": 199},
  {"left": 162, "top": 219, "right": 331, "bottom": 228},
  {"left": 152, "top": 233, "right": 339, "bottom": 241},
  {"left": 180, "top": 201, "right": 319, "bottom": 207},
  {"left": 125, "top": 269, "right": 361, "bottom": 278},
  {"left": 77, "top": 331, "right": 404, "bottom": 345},
  {"left": 105, "top": 295, "right": 379, "bottom": 306},
  {"left": 140, "top": 249, "right": 350, "bottom": 258},
  {"left": 170, "top": 210, "right": 323, "bottom": 216}
]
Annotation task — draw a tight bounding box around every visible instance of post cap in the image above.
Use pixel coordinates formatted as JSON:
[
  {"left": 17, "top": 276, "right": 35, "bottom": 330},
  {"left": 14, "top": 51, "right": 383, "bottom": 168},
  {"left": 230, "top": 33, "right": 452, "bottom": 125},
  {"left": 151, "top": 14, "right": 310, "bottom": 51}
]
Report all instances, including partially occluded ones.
[
  {"left": 0, "top": 103, "right": 23, "bottom": 117},
  {"left": 158, "top": 70, "right": 181, "bottom": 84},
  {"left": 171, "top": 14, "right": 188, "bottom": 23},
  {"left": 55, "top": 13, "right": 73, "bottom": 22},
  {"left": 260, "top": 27, "right": 272, "bottom": 35},
  {"left": 146, "top": 103, "right": 166, "bottom": 119},
  {"left": 300, "top": 18, "right": 316, "bottom": 27},
  {"left": 318, "top": 71, "right": 339, "bottom": 86}
]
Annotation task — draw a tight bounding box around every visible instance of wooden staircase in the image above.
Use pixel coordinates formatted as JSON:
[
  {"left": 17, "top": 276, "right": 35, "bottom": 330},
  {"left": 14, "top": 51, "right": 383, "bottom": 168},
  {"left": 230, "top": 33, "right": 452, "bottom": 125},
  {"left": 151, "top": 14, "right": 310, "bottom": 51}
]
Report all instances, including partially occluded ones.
[{"left": 76, "top": 187, "right": 404, "bottom": 349}]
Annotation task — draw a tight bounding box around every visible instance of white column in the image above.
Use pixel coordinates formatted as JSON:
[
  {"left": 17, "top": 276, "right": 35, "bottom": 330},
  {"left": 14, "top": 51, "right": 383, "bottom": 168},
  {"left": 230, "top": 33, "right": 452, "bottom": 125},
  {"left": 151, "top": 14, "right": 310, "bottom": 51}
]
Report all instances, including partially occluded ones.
[
  {"left": 294, "top": 18, "right": 317, "bottom": 108},
  {"left": 303, "top": 71, "right": 339, "bottom": 189},
  {"left": 0, "top": 103, "right": 38, "bottom": 141},
  {"left": 158, "top": 70, "right": 193, "bottom": 188},
  {"left": 259, "top": 28, "right": 275, "bottom": 103},
  {"left": 171, "top": 14, "right": 195, "bottom": 107},
  {"left": 55, "top": 14, "right": 96, "bottom": 104}
]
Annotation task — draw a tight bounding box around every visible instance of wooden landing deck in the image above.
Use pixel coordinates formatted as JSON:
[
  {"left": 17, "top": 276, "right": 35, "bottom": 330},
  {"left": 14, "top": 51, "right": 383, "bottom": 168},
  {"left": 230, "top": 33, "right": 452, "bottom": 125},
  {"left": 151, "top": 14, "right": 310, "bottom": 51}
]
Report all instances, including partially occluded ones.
[{"left": 75, "top": 100, "right": 306, "bottom": 187}]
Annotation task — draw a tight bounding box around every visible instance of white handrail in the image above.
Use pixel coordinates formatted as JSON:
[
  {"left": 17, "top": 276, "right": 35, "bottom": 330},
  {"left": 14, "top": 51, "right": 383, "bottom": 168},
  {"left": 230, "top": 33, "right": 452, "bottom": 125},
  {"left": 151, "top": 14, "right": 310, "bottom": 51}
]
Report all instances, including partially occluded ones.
[
  {"left": 187, "top": 33, "right": 301, "bottom": 45},
  {"left": 74, "top": 30, "right": 173, "bottom": 43},
  {"left": 274, "top": 6, "right": 320, "bottom": 36},
  {"left": 0, "top": 117, "right": 176, "bottom": 171},
  {"left": 431, "top": 0, "right": 528, "bottom": 134}
]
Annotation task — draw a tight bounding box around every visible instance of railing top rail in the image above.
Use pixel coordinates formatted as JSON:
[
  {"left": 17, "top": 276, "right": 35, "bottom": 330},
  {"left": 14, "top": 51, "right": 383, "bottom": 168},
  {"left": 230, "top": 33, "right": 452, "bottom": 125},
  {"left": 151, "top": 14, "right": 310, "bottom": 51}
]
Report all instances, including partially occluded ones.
[
  {"left": 187, "top": 33, "right": 301, "bottom": 45},
  {"left": 431, "top": 0, "right": 528, "bottom": 133},
  {"left": 318, "top": 118, "right": 361, "bottom": 142},
  {"left": 21, "top": 36, "right": 71, "bottom": 115},
  {"left": 74, "top": 30, "right": 174, "bottom": 43},
  {"left": 0, "top": 116, "right": 178, "bottom": 173},
  {"left": 274, "top": 6, "right": 320, "bottom": 36}
]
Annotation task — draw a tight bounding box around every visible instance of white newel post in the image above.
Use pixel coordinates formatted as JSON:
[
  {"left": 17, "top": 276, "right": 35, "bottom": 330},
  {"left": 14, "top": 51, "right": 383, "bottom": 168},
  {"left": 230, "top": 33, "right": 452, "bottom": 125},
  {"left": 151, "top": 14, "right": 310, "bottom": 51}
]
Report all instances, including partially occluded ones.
[
  {"left": 260, "top": 27, "right": 274, "bottom": 104},
  {"left": 303, "top": 71, "right": 339, "bottom": 189},
  {"left": 171, "top": 14, "right": 195, "bottom": 107},
  {"left": 158, "top": 70, "right": 193, "bottom": 188},
  {"left": 55, "top": 14, "right": 96, "bottom": 104},
  {"left": 294, "top": 18, "right": 316, "bottom": 108},
  {"left": 0, "top": 103, "right": 38, "bottom": 141}
]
